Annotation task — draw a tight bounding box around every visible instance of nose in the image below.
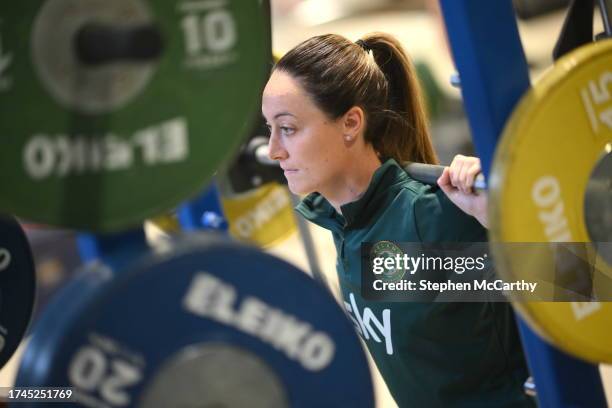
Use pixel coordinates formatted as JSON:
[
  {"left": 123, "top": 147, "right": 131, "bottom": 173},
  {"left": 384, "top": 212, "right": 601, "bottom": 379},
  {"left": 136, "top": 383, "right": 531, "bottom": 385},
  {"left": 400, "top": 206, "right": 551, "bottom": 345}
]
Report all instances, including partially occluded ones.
[{"left": 267, "top": 131, "right": 288, "bottom": 161}]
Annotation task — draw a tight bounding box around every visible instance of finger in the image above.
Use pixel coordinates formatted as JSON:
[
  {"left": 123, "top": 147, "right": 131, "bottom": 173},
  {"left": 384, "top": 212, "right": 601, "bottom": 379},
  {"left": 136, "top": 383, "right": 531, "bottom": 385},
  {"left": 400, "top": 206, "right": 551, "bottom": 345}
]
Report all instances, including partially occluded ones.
[
  {"left": 465, "top": 161, "right": 481, "bottom": 190},
  {"left": 458, "top": 160, "right": 471, "bottom": 193},
  {"left": 437, "top": 166, "right": 450, "bottom": 187},
  {"left": 470, "top": 157, "right": 481, "bottom": 173},
  {"left": 449, "top": 155, "right": 462, "bottom": 187},
  {"left": 437, "top": 167, "right": 454, "bottom": 194},
  {"left": 438, "top": 179, "right": 455, "bottom": 199},
  {"left": 461, "top": 160, "right": 478, "bottom": 192}
]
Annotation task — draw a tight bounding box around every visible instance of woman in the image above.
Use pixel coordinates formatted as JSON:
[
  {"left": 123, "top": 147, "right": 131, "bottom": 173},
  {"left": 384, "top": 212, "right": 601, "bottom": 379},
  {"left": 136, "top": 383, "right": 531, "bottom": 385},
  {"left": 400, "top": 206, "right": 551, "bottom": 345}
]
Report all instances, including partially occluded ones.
[{"left": 262, "top": 33, "right": 533, "bottom": 407}]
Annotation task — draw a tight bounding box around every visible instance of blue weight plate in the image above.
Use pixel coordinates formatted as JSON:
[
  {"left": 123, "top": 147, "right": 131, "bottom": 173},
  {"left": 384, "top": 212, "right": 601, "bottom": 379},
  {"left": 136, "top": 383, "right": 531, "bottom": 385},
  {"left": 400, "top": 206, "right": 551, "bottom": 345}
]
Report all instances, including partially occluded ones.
[
  {"left": 14, "top": 233, "right": 374, "bottom": 407},
  {"left": 0, "top": 215, "right": 36, "bottom": 368}
]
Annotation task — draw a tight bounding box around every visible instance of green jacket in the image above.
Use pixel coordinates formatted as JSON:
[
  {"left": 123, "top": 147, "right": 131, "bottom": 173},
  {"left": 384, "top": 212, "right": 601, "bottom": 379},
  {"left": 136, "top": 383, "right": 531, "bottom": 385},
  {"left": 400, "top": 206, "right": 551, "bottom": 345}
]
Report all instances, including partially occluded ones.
[{"left": 296, "top": 159, "right": 534, "bottom": 408}]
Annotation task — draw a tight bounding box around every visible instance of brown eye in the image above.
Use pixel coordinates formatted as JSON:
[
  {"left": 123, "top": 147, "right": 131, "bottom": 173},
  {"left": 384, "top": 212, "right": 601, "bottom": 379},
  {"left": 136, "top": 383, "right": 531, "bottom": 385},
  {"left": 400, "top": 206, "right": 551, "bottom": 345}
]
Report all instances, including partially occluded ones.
[{"left": 280, "top": 127, "right": 295, "bottom": 136}]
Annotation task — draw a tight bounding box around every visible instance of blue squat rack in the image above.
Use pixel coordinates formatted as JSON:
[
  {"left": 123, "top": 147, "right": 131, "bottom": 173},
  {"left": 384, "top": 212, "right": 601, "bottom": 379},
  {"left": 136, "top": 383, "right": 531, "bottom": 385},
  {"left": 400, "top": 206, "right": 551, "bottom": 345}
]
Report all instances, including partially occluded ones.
[{"left": 439, "top": 1, "right": 607, "bottom": 406}]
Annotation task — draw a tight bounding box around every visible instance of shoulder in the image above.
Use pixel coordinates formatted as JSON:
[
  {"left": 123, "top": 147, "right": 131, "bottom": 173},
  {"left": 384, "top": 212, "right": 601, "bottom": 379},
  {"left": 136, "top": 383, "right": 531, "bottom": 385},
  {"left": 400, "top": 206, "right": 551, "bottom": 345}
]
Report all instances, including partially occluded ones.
[{"left": 396, "top": 181, "right": 487, "bottom": 242}]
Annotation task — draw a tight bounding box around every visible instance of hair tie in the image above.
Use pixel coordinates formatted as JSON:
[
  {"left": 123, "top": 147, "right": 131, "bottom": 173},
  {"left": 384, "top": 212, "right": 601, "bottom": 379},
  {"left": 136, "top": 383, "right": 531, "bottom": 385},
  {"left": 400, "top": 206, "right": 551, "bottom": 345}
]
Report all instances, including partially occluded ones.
[{"left": 355, "top": 39, "right": 371, "bottom": 53}]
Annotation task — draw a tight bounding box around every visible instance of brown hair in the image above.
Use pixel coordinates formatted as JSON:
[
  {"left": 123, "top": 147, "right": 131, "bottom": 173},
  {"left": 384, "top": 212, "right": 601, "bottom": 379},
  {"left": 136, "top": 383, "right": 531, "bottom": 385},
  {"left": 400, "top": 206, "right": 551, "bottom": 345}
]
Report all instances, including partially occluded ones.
[{"left": 274, "top": 32, "right": 438, "bottom": 165}]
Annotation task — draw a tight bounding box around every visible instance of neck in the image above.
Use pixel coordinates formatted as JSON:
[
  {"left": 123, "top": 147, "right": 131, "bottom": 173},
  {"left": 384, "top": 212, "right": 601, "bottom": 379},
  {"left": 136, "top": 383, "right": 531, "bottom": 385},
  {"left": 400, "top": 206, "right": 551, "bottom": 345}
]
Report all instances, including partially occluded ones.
[{"left": 322, "top": 148, "right": 382, "bottom": 214}]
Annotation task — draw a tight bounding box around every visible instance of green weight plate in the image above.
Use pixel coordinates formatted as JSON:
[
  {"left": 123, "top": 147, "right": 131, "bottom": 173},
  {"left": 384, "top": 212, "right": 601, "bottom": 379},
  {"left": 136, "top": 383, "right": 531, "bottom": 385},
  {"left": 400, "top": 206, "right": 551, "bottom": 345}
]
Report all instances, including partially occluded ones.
[{"left": 0, "top": 0, "right": 271, "bottom": 231}]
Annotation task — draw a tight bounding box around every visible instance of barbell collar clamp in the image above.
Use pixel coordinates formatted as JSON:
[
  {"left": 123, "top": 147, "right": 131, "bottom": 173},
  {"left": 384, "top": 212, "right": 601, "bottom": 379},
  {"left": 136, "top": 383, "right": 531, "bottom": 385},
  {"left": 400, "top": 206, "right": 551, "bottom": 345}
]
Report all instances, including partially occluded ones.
[{"left": 75, "top": 23, "right": 164, "bottom": 65}]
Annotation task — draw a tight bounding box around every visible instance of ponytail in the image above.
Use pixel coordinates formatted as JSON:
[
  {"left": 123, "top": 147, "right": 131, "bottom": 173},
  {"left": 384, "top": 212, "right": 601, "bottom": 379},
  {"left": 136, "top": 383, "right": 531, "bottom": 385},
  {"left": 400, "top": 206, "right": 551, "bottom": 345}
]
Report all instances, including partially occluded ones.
[{"left": 360, "top": 33, "right": 438, "bottom": 165}]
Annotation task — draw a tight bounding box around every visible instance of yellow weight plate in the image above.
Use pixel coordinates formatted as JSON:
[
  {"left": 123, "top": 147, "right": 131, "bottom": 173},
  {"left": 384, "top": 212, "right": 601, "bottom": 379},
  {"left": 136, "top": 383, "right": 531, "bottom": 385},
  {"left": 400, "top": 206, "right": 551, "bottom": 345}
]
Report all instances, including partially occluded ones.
[
  {"left": 490, "top": 40, "right": 612, "bottom": 364},
  {"left": 220, "top": 183, "right": 296, "bottom": 248},
  {"left": 147, "top": 212, "right": 181, "bottom": 236}
]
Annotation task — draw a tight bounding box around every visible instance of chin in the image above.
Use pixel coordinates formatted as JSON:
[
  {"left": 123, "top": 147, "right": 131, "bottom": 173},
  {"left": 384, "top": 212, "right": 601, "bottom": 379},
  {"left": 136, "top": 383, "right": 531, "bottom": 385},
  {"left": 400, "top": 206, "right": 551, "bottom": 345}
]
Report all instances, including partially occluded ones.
[{"left": 287, "top": 181, "right": 314, "bottom": 196}]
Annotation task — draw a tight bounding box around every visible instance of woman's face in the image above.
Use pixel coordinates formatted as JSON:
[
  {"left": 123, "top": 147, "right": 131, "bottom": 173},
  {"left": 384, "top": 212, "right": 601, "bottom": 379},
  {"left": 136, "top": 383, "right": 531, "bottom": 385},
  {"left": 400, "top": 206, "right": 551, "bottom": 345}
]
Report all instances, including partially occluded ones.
[{"left": 262, "top": 70, "right": 351, "bottom": 195}]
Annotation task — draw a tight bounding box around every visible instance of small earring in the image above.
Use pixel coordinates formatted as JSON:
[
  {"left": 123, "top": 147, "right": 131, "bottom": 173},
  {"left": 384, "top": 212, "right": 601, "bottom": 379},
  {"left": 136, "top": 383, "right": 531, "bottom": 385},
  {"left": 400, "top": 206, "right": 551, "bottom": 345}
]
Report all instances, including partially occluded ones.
[{"left": 344, "top": 135, "right": 351, "bottom": 141}]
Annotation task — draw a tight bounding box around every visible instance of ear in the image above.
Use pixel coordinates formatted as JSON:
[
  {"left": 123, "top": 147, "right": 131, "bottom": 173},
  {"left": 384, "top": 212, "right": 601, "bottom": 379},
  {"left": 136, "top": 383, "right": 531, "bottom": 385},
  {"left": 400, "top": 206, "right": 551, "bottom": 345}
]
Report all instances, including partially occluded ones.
[{"left": 341, "top": 106, "right": 365, "bottom": 141}]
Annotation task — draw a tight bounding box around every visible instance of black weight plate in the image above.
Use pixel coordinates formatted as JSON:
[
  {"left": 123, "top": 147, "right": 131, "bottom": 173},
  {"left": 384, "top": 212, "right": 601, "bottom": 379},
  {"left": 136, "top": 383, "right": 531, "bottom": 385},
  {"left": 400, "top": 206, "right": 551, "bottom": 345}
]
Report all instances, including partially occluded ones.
[{"left": 0, "top": 215, "right": 36, "bottom": 368}]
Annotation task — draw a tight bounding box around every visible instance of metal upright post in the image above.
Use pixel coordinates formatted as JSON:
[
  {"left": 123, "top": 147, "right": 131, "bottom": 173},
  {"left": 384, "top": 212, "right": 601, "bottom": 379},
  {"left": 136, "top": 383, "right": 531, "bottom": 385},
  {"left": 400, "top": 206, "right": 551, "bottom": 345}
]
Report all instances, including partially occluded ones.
[{"left": 77, "top": 228, "right": 149, "bottom": 272}]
